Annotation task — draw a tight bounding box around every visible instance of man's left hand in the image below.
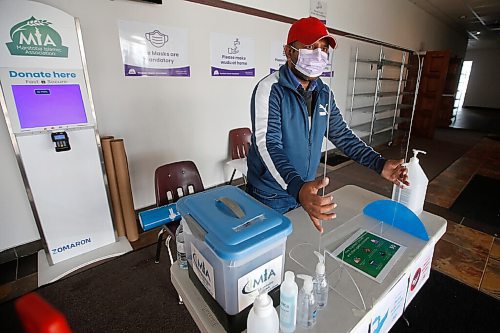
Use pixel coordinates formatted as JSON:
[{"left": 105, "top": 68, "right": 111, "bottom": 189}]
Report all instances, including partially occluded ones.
[{"left": 381, "top": 159, "right": 409, "bottom": 188}]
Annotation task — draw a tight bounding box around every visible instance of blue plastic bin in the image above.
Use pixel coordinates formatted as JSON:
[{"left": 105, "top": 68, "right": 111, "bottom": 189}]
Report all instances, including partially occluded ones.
[{"left": 177, "top": 185, "right": 292, "bottom": 315}]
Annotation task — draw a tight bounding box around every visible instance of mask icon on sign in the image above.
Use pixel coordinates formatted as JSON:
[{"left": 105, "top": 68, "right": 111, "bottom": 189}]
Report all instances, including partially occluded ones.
[{"left": 145, "top": 30, "right": 168, "bottom": 48}]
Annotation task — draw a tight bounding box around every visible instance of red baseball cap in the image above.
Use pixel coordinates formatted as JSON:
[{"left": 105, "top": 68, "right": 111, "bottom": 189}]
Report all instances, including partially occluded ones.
[{"left": 287, "top": 17, "right": 337, "bottom": 49}]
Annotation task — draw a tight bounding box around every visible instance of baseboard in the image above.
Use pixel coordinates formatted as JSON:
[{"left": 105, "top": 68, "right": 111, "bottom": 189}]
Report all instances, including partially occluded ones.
[{"left": 0, "top": 240, "right": 43, "bottom": 265}]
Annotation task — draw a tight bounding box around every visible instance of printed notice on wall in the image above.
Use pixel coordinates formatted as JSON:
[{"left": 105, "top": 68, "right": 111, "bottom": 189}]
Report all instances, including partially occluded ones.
[
  {"left": 310, "top": 0, "right": 328, "bottom": 24},
  {"left": 270, "top": 41, "right": 286, "bottom": 74},
  {"left": 322, "top": 51, "right": 334, "bottom": 78},
  {"left": 118, "top": 21, "right": 189, "bottom": 77},
  {"left": 210, "top": 32, "right": 255, "bottom": 77}
]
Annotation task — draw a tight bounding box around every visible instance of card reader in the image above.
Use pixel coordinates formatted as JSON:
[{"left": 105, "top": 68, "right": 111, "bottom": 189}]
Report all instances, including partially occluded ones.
[{"left": 51, "top": 131, "right": 71, "bottom": 152}]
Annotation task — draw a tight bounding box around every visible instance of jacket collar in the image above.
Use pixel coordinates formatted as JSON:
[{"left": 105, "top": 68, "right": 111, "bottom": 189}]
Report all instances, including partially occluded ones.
[{"left": 278, "top": 64, "right": 328, "bottom": 93}]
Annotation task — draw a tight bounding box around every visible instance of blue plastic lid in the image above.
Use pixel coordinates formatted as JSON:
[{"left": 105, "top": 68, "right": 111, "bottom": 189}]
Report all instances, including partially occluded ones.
[{"left": 177, "top": 185, "right": 293, "bottom": 261}]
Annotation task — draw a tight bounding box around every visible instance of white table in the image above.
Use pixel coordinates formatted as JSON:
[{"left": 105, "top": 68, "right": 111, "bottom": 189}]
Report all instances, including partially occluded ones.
[{"left": 171, "top": 185, "right": 447, "bottom": 333}]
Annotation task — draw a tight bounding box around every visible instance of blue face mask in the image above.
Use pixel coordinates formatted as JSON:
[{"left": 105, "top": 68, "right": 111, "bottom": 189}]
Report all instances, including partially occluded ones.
[{"left": 290, "top": 46, "right": 329, "bottom": 78}]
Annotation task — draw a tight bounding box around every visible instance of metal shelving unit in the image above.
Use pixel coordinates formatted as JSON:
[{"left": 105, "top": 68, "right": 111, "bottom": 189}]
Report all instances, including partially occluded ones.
[{"left": 348, "top": 45, "right": 416, "bottom": 147}]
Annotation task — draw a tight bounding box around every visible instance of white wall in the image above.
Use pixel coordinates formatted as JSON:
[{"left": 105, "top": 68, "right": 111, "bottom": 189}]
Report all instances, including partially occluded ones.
[
  {"left": 463, "top": 42, "right": 500, "bottom": 109},
  {"left": 0, "top": 0, "right": 468, "bottom": 250},
  {"left": 226, "top": 0, "right": 467, "bottom": 55}
]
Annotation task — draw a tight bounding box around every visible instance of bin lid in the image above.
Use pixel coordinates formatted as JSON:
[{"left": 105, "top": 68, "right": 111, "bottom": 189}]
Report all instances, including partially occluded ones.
[{"left": 177, "top": 185, "right": 292, "bottom": 261}]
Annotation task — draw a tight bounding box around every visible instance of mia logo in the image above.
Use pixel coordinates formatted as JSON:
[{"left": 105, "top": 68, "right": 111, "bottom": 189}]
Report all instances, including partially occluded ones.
[
  {"left": 191, "top": 244, "right": 215, "bottom": 298},
  {"left": 193, "top": 252, "right": 211, "bottom": 281},
  {"left": 6, "top": 16, "right": 68, "bottom": 57},
  {"left": 241, "top": 268, "right": 276, "bottom": 295}
]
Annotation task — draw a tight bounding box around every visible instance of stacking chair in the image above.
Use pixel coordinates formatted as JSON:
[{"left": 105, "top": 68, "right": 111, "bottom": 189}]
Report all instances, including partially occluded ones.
[
  {"left": 227, "top": 127, "right": 252, "bottom": 185},
  {"left": 154, "top": 160, "right": 204, "bottom": 267}
]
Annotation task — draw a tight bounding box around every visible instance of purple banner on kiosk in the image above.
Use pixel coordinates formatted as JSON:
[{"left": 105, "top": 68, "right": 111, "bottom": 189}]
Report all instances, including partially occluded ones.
[
  {"left": 211, "top": 67, "right": 255, "bottom": 77},
  {"left": 124, "top": 64, "right": 190, "bottom": 77}
]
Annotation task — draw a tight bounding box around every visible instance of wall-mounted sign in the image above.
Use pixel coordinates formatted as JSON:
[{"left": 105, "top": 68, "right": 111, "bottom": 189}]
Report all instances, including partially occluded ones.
[
  {"left": 310, "top": 0, "right": 327, "bottom": 25},
  {"left": 270, "top": 41, "right": 286, "bottom": 74},
  {"left": 118, "top": 20, "right": 190, "bottom": 77},
  {"left": 322, "top": 50, "right": 334, "bottom": 78},
  {"left": 210, "top": 32, "right": 255, "bottom": 77}
]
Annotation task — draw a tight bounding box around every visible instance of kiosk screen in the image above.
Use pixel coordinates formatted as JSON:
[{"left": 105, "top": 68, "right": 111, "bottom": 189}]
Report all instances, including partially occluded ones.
[{"left": 12, "top": 84, "right": 88, "bottom": 129}]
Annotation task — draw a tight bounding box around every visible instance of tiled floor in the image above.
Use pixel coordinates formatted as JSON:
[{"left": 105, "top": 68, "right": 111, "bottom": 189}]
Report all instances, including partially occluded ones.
[
  {"left": 426, "top": 136, "right": 500, "bottom": 300},
  {"left": 426, "top": 137, "right": 499, "bottom": 209}
]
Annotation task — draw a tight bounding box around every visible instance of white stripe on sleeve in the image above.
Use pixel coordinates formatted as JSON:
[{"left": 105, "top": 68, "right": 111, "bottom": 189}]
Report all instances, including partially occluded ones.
[{"left": 253, "top": 73, "right": 288, "bottom": 190}]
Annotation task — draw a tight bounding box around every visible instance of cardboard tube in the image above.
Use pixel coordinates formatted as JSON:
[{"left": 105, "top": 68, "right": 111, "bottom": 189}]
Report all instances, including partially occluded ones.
[
  {"left": 110, "top": 139, "right": 139, "bottom": 242},
  {"left": 101, "top": 136, "right": 126, "bottom": 237}
]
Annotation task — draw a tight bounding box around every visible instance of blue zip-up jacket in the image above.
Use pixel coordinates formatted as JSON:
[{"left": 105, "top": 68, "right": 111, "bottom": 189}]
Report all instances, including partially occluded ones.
[{"left": 247, "top": 64, "right": 386, "bottom": 204}]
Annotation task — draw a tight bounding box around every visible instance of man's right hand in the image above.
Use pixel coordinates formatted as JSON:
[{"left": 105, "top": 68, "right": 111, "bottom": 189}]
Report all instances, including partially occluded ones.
[{"left": 298, "top": 177, "right": 337, "bottom": 233}]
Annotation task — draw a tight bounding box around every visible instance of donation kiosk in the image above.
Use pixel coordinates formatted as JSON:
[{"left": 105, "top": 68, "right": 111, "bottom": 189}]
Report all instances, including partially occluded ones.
[{"left": 0, "top": 0, "right": 130, "bottom": 283}]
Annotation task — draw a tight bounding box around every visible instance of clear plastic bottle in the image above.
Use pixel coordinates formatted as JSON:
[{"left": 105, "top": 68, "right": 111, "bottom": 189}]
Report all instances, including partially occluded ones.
[
  {"left": 280, "top": 271, "right": 298, "bottom": 333},
  {"left": 175, "top": 223, "right": 187, "bottom": 269},
  {"left": 392, "top": 149, "right": 428, "bottom": 215},
  {"left": 247, "top": 291, "right": 279, "bottom": 333},
  {"left": 296, "top": 274, "right": 317, "bottom": 329},
  {"left": 313, "top": 251, "right": 329, "bottom": 310}
]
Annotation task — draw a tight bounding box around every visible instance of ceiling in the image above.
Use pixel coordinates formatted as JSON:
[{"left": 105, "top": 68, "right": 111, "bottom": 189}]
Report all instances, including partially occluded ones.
[{"left": 408, "top": 0, "right": 500, "bottom": 45}]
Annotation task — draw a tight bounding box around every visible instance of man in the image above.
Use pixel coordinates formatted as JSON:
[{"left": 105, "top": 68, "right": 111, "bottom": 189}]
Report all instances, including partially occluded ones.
[{"left": 246, "top": 17, "right": 408, "bottom": 232}]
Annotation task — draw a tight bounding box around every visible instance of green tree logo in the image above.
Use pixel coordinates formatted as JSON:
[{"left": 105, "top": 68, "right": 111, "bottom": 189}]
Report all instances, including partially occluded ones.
[{"left": 6, "top": 16, "right": 68, "bottom": 57}]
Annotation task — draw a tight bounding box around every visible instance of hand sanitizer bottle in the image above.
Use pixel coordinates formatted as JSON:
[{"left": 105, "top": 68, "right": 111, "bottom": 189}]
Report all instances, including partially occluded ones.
[
  {"left": 392, "top": 149, "right": 428, "bottom": 215},
  {"left": 247, "top": 290, "right": 279, "bottom": 333},
  {"left": 297, "top": 274, "right": 317, "bottom": 328},
  {"left": 280, "top": 271, "right": 298, "bottom": 333},
  {"left": 313, "top": 251, "right": 329, "bottom": 310},
  {"left": 175, "top": 223, "right": 187, "bottom": 269}
]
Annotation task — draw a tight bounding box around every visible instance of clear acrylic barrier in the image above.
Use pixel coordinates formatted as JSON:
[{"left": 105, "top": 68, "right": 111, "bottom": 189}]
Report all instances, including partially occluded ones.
[{"left": 289, "top": 207, "right": 421, "bottom": 313}]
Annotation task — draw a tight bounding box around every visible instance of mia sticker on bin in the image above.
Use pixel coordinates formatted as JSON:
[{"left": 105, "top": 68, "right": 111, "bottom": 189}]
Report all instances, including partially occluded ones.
[
  {"left": 237, "top": 255, "right": 283, "bottom": 311},
  {"left": 191, "top": 244, "right": 215, "bottom": 298}
]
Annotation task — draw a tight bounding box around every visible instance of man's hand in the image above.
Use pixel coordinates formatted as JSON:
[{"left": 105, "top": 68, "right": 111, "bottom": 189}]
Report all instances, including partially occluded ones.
[
  {"left": 298, "top": 177, "right": 337, "bottom": 233},
  {"left": 381, "top": 159, "right": 409, "bottom": 188}
]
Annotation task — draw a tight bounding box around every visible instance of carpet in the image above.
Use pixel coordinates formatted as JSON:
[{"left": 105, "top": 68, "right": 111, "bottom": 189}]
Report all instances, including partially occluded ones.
[
  {"left": 0, "top": 244, "right": 200, "bottom": 333},
  {"left": 450, "top": 175, "right": 500, "bottom": 228},
  {"left": 321, "top": 151, "right": 351, "bottom": 167}
]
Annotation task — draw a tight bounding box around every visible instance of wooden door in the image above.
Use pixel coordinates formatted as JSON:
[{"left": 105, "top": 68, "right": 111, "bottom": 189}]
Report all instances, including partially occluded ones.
[{"left": 412, "top": 50, "right": 451, "bottom": 138}]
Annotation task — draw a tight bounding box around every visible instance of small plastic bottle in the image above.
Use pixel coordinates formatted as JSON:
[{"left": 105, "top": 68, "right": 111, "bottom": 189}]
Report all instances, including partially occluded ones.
[
  {"left": 313, "top": 251, "right": 329, "bottom": 310},
  {"left": 297, "top": 274, "right": 317, "bottom": 329},
  {"left": 247, "top": 291, "right": 279, "bottom": 333},
  {"left": 280, "top": 271, "right": 298, "bottom": 333},
  {"left": 175, "top": 224, "right": 187, "bottom": 269},
  {"left": 392, "top": 149, "right": 428, "bottom": 215}
]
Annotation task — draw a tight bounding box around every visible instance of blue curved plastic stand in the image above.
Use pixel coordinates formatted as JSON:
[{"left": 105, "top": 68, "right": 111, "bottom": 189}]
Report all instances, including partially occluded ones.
[{"left": 363, "top": 200, "right": 429, "bottom": 241}]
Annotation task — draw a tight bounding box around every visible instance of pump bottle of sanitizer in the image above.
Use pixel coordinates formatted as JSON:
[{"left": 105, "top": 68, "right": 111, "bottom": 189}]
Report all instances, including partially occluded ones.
[
  {"left": 313, "top": 251, "right": 329, "bottom": 310},
  {"left": 247, "top": 290, "right": 279, "bottom": 333},
  {"left": 280, "top": 271, "right": 298, "bottom": 333},
  {"left": 297, "top": 274, "right": 317, "bottom": 328},
  {"left": 392, "top": 149, "right": 428, "bottom": 215}
]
